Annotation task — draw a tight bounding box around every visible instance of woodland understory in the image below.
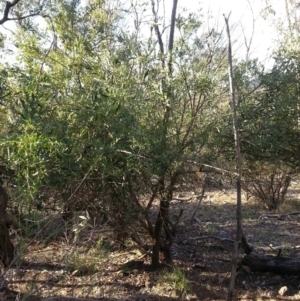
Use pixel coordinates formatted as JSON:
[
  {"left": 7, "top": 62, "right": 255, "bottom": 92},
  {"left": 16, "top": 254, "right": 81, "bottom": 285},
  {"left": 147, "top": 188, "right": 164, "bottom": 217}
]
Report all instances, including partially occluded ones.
[
  {"left": 1, "top": 0, "right": 300, "bottom": 300},
  {"left": 2, "top": 179, "right": 300, "bottom": 301}
]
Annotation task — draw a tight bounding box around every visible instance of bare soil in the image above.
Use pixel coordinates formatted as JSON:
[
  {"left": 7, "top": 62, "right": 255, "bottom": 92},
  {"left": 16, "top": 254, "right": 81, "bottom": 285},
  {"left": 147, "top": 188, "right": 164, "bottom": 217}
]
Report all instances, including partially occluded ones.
[{"left": 2, "top": 182, "right": 300, "bottom": 301}]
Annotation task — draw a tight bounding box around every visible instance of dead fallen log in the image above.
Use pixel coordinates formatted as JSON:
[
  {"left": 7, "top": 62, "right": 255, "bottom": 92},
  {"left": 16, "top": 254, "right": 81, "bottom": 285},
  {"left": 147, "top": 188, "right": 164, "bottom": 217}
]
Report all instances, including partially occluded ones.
[
  {"left": 186, "top": 236, "right": 300, "bottom": 254},
  {"left": 242, "top": 252, "right": 300, "bottom": 275},
  {"left": 259, "top": 211, "right": 300, "bottom": 220},
  {"left": 186, "top": 235, "right": 234, "bottom": 244},
  {"left": 255, "top": 245, "right": 300, "bottom": 252}
]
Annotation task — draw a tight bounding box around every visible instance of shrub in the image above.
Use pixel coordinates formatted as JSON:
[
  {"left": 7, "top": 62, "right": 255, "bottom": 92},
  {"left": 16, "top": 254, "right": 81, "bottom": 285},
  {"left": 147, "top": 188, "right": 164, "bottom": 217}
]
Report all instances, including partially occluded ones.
[{"left": 243, "top": 164, "right": 292, "bottom": 210}]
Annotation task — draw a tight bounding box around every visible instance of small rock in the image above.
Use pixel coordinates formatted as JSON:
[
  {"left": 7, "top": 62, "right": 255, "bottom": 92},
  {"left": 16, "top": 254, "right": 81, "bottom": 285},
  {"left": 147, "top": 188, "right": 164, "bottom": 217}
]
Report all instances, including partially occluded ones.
[
  {"left": 11, "top": 269, "right": 25, "bottom": 278},
  {"left": 271, "top": 275, "right": 283, "bottom": 283},
  {"left": 241, "top": 265, "right": 252, "bottom": 273},
  {"left": 242, "top": 280, "right": 251, "bottom": 290},
  {"left": 200, "top": 276, "right": 208, "bottom": 282}
]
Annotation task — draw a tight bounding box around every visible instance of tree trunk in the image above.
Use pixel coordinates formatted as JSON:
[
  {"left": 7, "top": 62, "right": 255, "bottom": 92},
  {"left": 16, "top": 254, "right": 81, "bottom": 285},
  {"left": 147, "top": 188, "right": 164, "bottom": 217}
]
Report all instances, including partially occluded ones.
[
  {"left": 151, "top": 198, "right": 170, "bottom": 268},
  {"left": 224, "top": 15, "right": 252, "bottom": 301},
  {"left": 151, "top": 242, "right": 161, "bottom": 269},
  {"left": 151, "top": 171, "right": 179, "bottom": 268},
  {"left": 150, "top": 0, "right": 179, "bottom": 269},
  {"left": 0, "top": 187, "right": 14, "bottom": 266}
]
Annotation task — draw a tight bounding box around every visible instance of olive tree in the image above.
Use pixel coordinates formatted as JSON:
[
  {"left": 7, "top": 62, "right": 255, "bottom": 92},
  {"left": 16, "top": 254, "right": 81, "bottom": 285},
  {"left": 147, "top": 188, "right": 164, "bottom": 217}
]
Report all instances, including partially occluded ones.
[{"left": 0, "top": 0, "right": 227, "bottom": 267}]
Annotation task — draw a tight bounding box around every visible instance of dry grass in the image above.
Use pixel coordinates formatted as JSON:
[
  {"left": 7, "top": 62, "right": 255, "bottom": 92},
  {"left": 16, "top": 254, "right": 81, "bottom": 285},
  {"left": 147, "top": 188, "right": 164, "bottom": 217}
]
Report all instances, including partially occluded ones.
[{"left": 2, "top": 181, "right": 300, "bottom": 300}]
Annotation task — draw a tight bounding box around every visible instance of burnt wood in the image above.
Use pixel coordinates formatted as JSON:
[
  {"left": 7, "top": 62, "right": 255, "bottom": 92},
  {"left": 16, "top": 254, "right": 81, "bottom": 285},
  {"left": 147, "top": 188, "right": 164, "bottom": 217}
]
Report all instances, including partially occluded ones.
[{"left": 242, "top": 252, "right": 300, "bottom": 275}]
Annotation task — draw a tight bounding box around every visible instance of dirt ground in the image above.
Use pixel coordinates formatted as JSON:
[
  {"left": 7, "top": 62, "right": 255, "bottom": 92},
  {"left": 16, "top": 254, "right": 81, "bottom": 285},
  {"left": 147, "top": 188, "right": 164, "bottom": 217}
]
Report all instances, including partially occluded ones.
[{"left": 2, "top": 182, "right": 300, "bottom": 301}]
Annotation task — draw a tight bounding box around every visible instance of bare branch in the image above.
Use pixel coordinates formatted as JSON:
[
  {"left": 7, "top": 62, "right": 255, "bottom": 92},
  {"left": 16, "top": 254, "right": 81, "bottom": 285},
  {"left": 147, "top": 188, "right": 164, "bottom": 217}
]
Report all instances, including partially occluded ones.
[
  {"left": 38, "top": 15, "right": 57, "bottom": 76},
  {"left": 191, "top": 173, "right": 207, "bottom": 225},
  {"left": 224, "top": 14, "right": 251, "bottom": 301},
  {"left": 151, "top": 0, "right": 164, "bottom": 56},
  {"left": 167, "top": 0, "right": 178, "bottom": 75},
  {"left": 240, "top": 0, "right": 255, "bottom": 61},
  {"left": 0, "top": 0, "right": 41, "bottom": 25},
  {"left": 285, "top": 0, "right": 292, "bottom": 33},
  {"left": 4, "top": 12, "right": 41, "bottom": 22}
]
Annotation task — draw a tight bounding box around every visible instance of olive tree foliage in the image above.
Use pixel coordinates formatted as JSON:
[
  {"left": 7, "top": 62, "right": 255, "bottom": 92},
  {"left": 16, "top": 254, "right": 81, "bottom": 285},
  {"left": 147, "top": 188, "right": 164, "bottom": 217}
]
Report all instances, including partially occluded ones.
[
  {"left": 229, "top": 0, "right": 300, "bottom": 209},
  {"left": 209, "top": 1, "right": 300, "bottom": 210},
  {"left": 215, "top": 50, "right": 300, "bottom": 209},
  {"left": 0, "top": 0, "right": 227, "bottom": 266}
]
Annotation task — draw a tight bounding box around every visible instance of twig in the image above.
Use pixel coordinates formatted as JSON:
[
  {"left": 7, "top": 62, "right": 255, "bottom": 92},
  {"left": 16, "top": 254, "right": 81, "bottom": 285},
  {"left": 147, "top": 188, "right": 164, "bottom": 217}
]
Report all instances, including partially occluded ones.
[
  {"left": 38, "top": 15, "right": 57, "bottom": 77},
  {"left": 259, "top": 211, "right": 300, "bottom": 220},
  {"left": 243, "top": 0, "right": 255, "bottom": 60},
  {"left": 186, "top": 235, "right": 234, "bottom": 244},
  {"left": 63, "top": 158, "right": 100, "bottom": 209},
  {"left": 224, "top": 13, "right": 252, "bottom": 301},
  {"left": 43, "top": 297, "right": 101, "bottom": 301},
  {"left": 151, "top": 0, "right": 165, "bottom": 67},
  {"left": 275, "top": 295, "right": 300, "bottom": 300},
  {"left": 255, "top": 244, "right": 300, "bottom": 252},
  {"left": 188, "top": 161, "right": 238, "bottom": 177},
  {"left": 191, "top": 174, "right": 208, "bottom": 225},
  {"left": 172, "top": 196, "right": 194, "bottom": 202},
  {"left": 2, "top": 158, "right": 99, "bottom": 281}
]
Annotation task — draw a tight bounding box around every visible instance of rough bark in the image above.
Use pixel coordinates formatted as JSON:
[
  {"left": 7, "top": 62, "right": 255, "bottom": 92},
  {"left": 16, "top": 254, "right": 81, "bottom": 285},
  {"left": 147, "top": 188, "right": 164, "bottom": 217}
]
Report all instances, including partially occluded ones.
[
  {"left": 0, "top": 187, "right": 14, "bottom": 266},
  {"left": 152, "top": 179, "right": 172, "bottom": 268},
  {"left": 151, "top": 170, "right": 181, "bottom": 268}
]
